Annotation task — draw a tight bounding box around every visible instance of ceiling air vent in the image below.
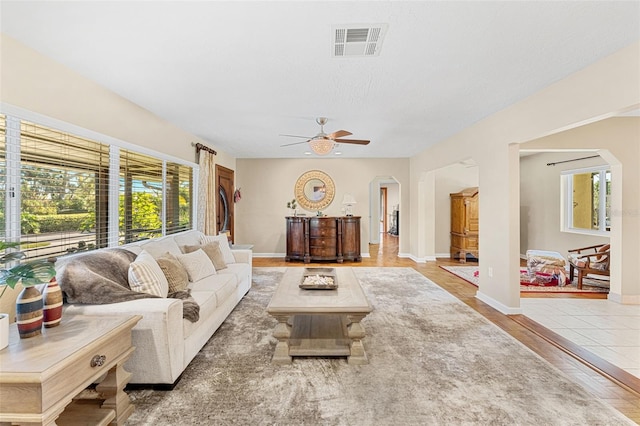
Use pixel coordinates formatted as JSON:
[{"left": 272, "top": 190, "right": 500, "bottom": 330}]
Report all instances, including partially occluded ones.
[{"left": 332, "top": 24, "right": 388, "bottom": 57}]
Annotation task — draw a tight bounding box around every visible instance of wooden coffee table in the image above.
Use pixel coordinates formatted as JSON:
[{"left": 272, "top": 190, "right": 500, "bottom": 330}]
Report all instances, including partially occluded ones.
[{"left": 267, "top": 267, "right": 372, "bottom": 365}]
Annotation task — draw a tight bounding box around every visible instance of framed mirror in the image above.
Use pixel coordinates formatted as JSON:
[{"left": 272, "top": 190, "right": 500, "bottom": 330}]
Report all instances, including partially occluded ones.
[{"left": 294, "top": 170, "right": 335, "bottom": 211}]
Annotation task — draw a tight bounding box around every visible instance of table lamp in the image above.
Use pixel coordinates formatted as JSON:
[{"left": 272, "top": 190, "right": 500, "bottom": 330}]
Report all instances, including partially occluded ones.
[{"left": 342, "top": 194, "right": 357, "bottom": 216}]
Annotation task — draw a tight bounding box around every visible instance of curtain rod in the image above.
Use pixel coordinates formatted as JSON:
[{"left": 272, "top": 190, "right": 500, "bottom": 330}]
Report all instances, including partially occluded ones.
[
  {"left": 191, "top": 142, "right": 217, "bottom": 156},
  {"left": 546, "top": 155, "right": 598, "bottom": 166}
]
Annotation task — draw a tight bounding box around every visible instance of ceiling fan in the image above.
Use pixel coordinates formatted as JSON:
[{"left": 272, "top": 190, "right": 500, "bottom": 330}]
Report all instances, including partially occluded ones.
[{"left": 280, "top": 117, "right": 370, "bottom": 155}]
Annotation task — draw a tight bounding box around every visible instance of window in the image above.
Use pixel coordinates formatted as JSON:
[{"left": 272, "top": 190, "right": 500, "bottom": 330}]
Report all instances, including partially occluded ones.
[
  {"left": 0, "top": 114, "right": 195, "bottom": 260},
  {"left": 165, "top": 162, "right": 193, "bottom": 235},
  {"left": 119, "top": 149, "right": 163, "bottom": 244},
  {"left": 19, "top": 119, "right": 110, "bottom": 258},
  {"left": 562, "top": 166, "right": 610, "bottom": 235}
]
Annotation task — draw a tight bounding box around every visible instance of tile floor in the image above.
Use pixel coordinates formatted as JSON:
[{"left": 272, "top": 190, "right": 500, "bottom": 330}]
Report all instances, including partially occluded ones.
[{"left": 521, "top": 298, "right": 640, "bottom": 378}]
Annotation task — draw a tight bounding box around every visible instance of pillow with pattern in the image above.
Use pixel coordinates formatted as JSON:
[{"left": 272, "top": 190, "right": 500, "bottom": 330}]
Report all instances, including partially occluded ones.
[
  {"left": 155, "top": 252, "right": 190, "bottom": 293},
  {"left": 176, "top": 249, "right": 217, "bottom": 282},
  {"left": 128, "top": 250, "right": 169, "bottom": 297}
]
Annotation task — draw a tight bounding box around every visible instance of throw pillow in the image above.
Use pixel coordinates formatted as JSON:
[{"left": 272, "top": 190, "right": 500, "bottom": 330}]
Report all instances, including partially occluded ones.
[
  {"left": 201, "top": 234, "right": 235, "bottom": 265},
  {"left": 128, "top": 250, "right": 169, "bottom": 297},
  {"left": 182, "top": 241, "right": 228, "bottom": 271},
  {"left": 156, "top": 252, "right": 190, "bottom": 293},
  {"left": 176, "top": 249, "right": 217, "bottom": 282}
]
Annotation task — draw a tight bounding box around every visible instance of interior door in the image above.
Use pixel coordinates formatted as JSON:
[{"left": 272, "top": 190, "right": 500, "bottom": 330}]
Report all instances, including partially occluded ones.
[{"left": 216, "top": 165, "right": 234, "bottom": 242}]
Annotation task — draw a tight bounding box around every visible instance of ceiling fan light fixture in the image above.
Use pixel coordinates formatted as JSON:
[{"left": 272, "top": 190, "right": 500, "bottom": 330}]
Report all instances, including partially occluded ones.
[{"left": 309, "top": 138, "right": 335, "bottom": 155}]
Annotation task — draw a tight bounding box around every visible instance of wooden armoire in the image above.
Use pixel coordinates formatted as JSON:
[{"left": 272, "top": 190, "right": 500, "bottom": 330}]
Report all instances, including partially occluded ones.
[{"left": 450, "top": 187, "right": 479, "bottom": 262}]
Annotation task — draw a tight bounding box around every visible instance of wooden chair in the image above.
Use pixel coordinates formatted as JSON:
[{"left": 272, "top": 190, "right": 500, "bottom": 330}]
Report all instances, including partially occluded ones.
[{"left": 567, "top": 244, "right": 610, "bottom": 289}]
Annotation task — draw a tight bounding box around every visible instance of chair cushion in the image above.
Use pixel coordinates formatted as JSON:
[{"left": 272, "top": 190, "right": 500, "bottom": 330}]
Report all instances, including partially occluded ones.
[
  {"left": 567, "top": 253, "right": 587, "bottom": 268},
  {"left": 596, "top": 244, "right": 610, "bottom": 260}
]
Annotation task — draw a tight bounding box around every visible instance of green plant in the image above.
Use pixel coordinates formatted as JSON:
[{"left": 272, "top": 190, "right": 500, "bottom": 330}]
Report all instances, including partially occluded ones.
[
  {"left": 286, "top": 198, "right": 297, "bottom": 210},
  {"left": 0, "top": 241, "right": 56, "bottom": 299}
]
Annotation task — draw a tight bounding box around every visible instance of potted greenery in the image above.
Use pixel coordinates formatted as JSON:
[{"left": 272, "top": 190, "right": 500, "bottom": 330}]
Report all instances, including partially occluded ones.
[
  {"left": 286, "top": 198, "right": 297, "bottom": 216},
  {"left": 1, "top": 241, "right": 57, "bottom": 345}
]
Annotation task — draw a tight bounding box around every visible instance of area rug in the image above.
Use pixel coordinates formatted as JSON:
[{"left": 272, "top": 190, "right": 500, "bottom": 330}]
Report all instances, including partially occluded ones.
[
  {"left": 125, "top": 267, "right": 630, "bottom": 425},
  {"left": 440, "top": 265, "right": 610, "bottom": 294}
]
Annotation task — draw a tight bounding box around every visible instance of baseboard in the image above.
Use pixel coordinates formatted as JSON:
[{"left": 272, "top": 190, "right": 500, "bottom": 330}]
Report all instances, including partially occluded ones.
[
  {"left": 608, "top": 292, "right": 640, "bottom": 305},
  {"left": 253, "top": 253, "right": 286, "bottom": 258},
  {"left": 475, "top": 291, "right": 522, "bottom": 315},
  {"left": 401, "top": 253, "right": 427, "bottom": 263}
]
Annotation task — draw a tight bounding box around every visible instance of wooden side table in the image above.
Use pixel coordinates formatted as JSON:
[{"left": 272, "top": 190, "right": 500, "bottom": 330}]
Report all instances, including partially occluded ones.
[{"left": 0, "top": 314, "right": 141, "bottom": 426}]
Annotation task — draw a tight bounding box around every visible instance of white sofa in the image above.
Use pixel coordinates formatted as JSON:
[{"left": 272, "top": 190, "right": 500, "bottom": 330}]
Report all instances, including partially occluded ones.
[{"left": 61, "top": 229, "right": 252, "bottom": 386}]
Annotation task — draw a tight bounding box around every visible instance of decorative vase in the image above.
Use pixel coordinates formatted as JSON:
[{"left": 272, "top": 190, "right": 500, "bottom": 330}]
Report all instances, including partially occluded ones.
[
  {"left": 0, "top": 313, "right": 8, "bottom": 350},
  {"left": 16, "top": 286, "right": 43, "bottom": 338},
  {"left": 42, "top": 277, "right": 63, "bottom": 328}
]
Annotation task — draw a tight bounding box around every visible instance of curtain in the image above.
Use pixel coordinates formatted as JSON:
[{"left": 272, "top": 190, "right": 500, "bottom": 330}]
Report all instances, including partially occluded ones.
[{"left": 197, "top": 150, "right": 217, "bottom": 235}]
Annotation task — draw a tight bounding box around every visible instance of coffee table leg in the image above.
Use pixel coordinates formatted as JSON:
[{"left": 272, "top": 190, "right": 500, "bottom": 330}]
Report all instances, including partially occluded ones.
[
  {"left": 272, "top": 315, "right": 292, "bottom": 364},
  {"left": 96, "top": 358, "right": 134, "bottom": 425},
  {"left": 346, "top": 314, "right": 368, "bottom": 365}
]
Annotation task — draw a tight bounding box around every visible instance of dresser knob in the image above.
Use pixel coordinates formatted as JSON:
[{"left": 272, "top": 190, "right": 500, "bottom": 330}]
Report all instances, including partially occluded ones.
[{"left": 91, "top": 354, "right": 107, "bottom": 367}]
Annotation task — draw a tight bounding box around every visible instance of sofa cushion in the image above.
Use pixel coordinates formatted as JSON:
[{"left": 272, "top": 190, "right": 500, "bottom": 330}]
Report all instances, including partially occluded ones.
[
  {"left": 172, "top": 230, "right": 204, "bottom": 249},
  {"left": 182, "top": 290, "right": 217, "bottom": 339},
  {"left": 201, "top": 234, "right": 235, "bottom": 264},
  {"left": 182, "top": 241, "right": 227, "bottom": 271},
  {"left": 189, "top": 274, "right": 237, "bottom": 308},
  {"left": 122, "top": 244, "right": 143, "bottom": 255},
  {"left": 139, "top": 237, "right": 182, "bottom": 258},
  {"left": 219, "top": 262, "right": 250, "bottom": 286},
  {"left": 156, "top": 252, "right": 190, "bottom": 293},
  {"left": 128, "top": 250, "right": 169, "bottom": 297},
  {"left": 176, "top": 249, "right": 217, "bottom": 282}
]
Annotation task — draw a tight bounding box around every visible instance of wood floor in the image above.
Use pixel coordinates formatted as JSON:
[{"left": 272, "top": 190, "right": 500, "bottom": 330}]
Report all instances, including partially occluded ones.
[{"left": 253, "top": 234, "right": 640, "bottom": 423}]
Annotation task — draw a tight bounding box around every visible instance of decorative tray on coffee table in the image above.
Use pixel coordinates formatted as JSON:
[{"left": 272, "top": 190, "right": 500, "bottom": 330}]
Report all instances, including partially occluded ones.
[{"left": 299, "top": 267, "right": 338, "bottom": 290}]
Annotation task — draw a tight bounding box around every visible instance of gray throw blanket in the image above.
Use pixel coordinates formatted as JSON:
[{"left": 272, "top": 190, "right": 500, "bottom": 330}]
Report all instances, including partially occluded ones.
[{"left": 57, "top": 248, "right": 199, "bottom": 323}]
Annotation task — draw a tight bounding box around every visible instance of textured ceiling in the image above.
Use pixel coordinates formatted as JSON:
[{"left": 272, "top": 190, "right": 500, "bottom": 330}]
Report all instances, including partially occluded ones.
[{"left": 1, "top": 1, "right": 639, "bottom": 158}]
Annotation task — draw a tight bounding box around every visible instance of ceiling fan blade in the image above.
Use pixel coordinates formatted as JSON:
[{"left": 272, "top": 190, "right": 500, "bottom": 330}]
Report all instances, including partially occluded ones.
[
  {"left": 280, "top": 140, "right": 310, "bottom": 147},
  {"left": 327, "top": 130, "right": 352, "bottom": 139},
  {"left": 279, "top": 134, "right": 313, "bottom": 139},
  {"left": 334, "top": 139, "right": 370, "bottom": 145}
]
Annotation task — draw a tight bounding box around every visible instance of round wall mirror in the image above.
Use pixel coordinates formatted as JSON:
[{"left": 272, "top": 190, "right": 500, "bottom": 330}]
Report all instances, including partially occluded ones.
[{"left": 294, "top": 170, "right": 335, "bottom": 211}]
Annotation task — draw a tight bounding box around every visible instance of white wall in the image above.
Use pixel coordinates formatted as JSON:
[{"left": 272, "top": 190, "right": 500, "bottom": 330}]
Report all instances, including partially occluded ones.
[
  {"left": 0, "top": 34, "right": 237, "bottom": 171},
  {"left": 410, "top": 42, "right": 640, "bottom": 311},
  {"left": 235, "top": 158, "right": 410, "bottom": 256}
]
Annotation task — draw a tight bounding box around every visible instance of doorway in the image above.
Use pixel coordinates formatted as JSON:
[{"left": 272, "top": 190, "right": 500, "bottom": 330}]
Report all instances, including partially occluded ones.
[
  {"left": 369, "top": 176, "right": 400, "bottom": 245},
  {"left": 380, "top": 187, "right": 387, "bottom": 234},
  {"left": 216, "top": 165, "right": 234, "bottom": 242}
]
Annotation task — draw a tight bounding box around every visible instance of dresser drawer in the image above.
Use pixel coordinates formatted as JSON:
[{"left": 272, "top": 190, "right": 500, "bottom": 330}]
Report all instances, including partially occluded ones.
[
  {"left": 40, "top": 322, "right": 134, "bottom": 413},
  {"left": 310, "top": 237, "right": 336, "bottom": 249},
  {"left": 309, "top": 246, "right": 338, "bottom": 257},
  {"left": 309, "top": 220, "right": 337, "bottom": 237}
]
